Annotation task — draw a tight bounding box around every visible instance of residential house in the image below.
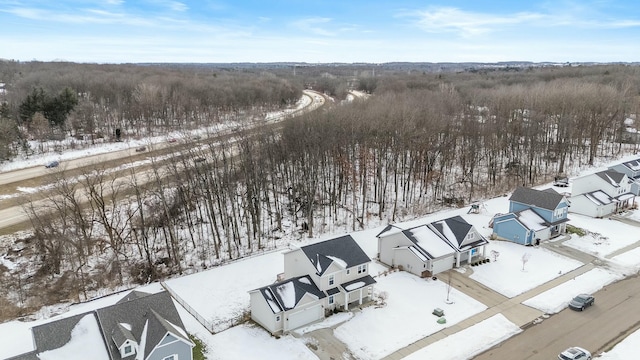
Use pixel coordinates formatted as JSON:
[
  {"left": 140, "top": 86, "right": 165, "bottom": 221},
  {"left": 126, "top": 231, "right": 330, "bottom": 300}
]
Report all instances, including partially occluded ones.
[
  {"left": 250, "top": 235, "right": 376, "bottom": 335},
  {"left": 609, "top": 157, "right": 640, "bottom": 196},
  {"left": 492, "top": 187, "right": 570, "bottom": 245},
  {"left": 570, "top": 170, "right": 635, "bottom": 217},
  {"left": 8, "top": 290, "right": 194, "bottom": 360},
  {"left": 377, "top": 215, "right": 488, "bottom": 277}
]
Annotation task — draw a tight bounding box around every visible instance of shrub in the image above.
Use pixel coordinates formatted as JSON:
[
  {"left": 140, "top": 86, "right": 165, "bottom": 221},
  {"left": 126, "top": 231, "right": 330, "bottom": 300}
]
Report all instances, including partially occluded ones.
[{"left": 566, "top": 225, "right": 587, "bottom": 237}]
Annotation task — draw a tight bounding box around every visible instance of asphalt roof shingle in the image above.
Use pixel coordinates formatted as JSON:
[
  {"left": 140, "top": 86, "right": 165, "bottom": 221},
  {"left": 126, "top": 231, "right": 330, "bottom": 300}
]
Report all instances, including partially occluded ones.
[
  {"left": 300, "top": 235, "right": 371, "bottom": 275},
  {"left": 509, "top": 187, "right": 565, "bottom": 211}
]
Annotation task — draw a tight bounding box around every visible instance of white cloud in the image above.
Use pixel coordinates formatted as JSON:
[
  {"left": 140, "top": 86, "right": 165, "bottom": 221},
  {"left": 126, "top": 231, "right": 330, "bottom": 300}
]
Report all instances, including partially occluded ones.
[
  {"left": 291, "top": 17, "right": 336, "bottom": 36},
  {"left": 406, "top": 7, "right": 543, "bottom": 36}
]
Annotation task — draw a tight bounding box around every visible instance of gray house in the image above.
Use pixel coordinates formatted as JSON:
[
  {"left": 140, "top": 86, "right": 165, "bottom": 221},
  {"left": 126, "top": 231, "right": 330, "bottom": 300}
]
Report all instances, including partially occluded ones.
[
  {"left": 377, "top": 215, "right": 488, "bottom": 277},
  {"left": 609, "top": 158, "right": 640, "bottom": 196},
  {"left": 250, "top": 235, "right": 376, "bottom": 335},
  {"left": 8, "top": 290, "right": 194, "bottom": 360}
]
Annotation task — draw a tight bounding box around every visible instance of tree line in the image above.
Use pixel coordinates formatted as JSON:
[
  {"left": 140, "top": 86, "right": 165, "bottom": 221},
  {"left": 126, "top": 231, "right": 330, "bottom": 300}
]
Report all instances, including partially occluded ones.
[{"left": 3, "top": 63, "right": 640, "bottom": 316}]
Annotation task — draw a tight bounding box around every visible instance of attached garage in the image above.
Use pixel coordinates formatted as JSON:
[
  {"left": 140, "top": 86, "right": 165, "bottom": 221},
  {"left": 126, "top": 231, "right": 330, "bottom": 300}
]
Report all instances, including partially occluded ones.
[
  {"left": 431, "top": 255, "right": 455, "bottom": 275},
  {"left": 286, "top": 303, "right": 323, "bottom": 331}
]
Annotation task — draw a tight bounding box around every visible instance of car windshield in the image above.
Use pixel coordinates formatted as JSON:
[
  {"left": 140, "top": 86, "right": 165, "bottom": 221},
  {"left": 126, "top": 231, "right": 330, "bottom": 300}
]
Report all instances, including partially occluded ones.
[
  {"left": 575, "top": 295, "right": 588, "bottom": 302},
  {"left": 559, "top": 355, "right": 573, "bottom": 360}
]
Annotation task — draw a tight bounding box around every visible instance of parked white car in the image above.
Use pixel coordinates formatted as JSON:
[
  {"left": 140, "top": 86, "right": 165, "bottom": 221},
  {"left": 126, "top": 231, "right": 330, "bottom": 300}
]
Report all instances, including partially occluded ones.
[{"left": 558, "top": 347, "right": 591, "bottom": 360}]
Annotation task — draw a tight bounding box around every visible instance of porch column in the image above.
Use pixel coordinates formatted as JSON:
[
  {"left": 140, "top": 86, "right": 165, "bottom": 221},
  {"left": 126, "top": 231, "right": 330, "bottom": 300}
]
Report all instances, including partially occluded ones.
[
  {"left": 358, "top": 288, "right": 363, "bottom": 305},
  {"left": 456, "top": 253, "right": 461, "bottom": 267},
  {"left": 482, "top": 245, "right": 486, "bottom": 258},
  {"left": 343, "top": 291, "right": 348, "bottom": 310}
]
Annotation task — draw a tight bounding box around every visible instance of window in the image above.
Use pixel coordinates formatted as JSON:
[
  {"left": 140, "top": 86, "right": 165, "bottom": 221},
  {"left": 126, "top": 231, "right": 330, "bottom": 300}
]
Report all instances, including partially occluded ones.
[
  {"left": 346, "top": 269, "right": 350, "bottom": 275},
  {"left": 328, "top": 295, "right": 334, "bottom": 305},
  {"left": 466, "top": 232, "right": 474, "bottom": 240},
  {"left": 162, "top": 355, "right": 177, "bottom": 360},
  {"left": 357, "top": 264, "right": 367, "bottom": 274},
  {"left": 276, "top": 315, "right": 281, "bottom": 322},
  {"left": 329, "top": 274, "right": 334, "bottom": 286},
  {"left": 123, "top": 345, "right": 133, "bottom": 355}
]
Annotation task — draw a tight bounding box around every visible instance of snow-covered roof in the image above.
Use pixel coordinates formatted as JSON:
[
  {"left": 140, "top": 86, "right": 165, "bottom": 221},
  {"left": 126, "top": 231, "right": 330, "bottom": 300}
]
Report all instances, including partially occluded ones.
[
  {"left": 515, "top": 209, "right": 547, "bottom": 231},
  {"left": 620, "top": 158, "right": 640, "bottom": 172},
  {"left": 257, "top": 275, "right": 325, "bottom": 313},
  {"left": 340, "top": 275, "right": 376, "bottom": 293},
  {"left": 36, "top": 314, "right": 109, "bottom": 360},
  {"left": 300, "top": 235, "right": 371, "bottom": 275},
  {"left": 430, "top": 215, "right": 488, "bottom": 251},
  {"left": 404, "top": 225, "right": 455, "bottom": 259},
  {"left": 584, "top": 191, "right": 613, "bottom": 205},
  {"left": 594, "top": 170, "right": 626, "bottom": 187}
]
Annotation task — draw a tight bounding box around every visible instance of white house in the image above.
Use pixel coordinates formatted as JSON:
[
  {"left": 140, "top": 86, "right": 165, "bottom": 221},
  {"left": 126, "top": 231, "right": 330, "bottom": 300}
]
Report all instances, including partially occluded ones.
[
  {"left": 570, "top": 170, "right": 635, "bottom": 217},
  {"left": 377, "top": 215, "right": 488, "bottom": 277},
  {"left": 250, "top": 235, "right": 376, "bottom": 334},
  {"left": 609, "top": 157, "right": 640, "bottom": 196}
]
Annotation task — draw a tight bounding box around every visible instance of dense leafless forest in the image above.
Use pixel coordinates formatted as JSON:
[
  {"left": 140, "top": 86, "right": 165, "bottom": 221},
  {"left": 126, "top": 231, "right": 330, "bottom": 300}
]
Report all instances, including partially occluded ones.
[{"left": 1, "top": 62, "right": 640, "bottom": 319}]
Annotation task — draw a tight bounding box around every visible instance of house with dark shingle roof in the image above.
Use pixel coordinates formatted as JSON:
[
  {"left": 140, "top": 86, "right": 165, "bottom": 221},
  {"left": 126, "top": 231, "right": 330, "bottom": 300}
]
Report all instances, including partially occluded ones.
[
  {"left": 492, "top": 187, "right": 570, "bottom": 245},
  {"left": 377, "top": 215, "right": 488, "bottom": 277},
  {"left": 570, "top": 170, "right": 635, "bottom": 217},
  {"left": 7, "top": 290, "right": 193, "bottom": 360},
  {"left": 250, "top": 234, "right": 375, "bottom": 334},
  {"left": 609, "top": 157, "right": 640, "bottom": 196}
]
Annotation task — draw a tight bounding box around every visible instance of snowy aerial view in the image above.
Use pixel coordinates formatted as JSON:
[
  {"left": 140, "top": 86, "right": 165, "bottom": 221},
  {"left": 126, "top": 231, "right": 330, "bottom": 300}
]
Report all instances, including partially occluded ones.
[{"left": 2, "top": 1, "right": 640, "bottom": 359}]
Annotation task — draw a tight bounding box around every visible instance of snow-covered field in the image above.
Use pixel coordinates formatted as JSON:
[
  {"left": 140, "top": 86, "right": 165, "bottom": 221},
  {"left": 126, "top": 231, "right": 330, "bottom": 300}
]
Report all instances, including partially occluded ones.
[
  {"left": 469, "top": 240, "right": 584, "bottom": 298},
  {"left": 164, "top": 250, "right": 284, "bottom": 333},
  {"left": 334, "top": 271, "right": 487, "bottom": 360}
]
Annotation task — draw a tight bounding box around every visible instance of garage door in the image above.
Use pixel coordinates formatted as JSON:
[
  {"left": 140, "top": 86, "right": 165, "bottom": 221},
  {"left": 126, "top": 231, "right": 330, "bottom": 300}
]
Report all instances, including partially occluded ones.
[
  {"left": 286, "top": 304, "right": 323, "bottom": 331},
  {"left": 432, "top": 255, "right": 454, "bottom": 275}
]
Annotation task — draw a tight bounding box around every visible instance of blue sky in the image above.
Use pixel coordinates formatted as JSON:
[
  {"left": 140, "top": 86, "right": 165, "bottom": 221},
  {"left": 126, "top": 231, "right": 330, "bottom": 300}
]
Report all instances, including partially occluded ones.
[{"left": 1, "top": 0, "right": 639, "bottom": 63}]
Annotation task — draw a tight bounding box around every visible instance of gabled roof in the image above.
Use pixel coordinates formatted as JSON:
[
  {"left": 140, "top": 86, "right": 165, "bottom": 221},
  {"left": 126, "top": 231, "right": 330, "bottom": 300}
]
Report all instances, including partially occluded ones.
[
  {"left": 402, "top": 225, "right": 455, "bottom": 260},
  {"left": 257, "top": 275, "right": 326, "bottom": 313},
  {"left": 594, "top": 170, "right": 626, "bottom": 187},
  {"left": 620, "top": 158, "right": 640, "bottom": 172},
  {"left": 95, "top": 290, "right": 189, "bottom": 360},
  {"left": 430, "top": 215, "right": 488, "bottom": 250},
  {"left": 513, "top": 208, "right": 547, "bottom": 231},
  {"left": 509, "top": 187, "right": 565, "bottom": 211},
  {"left": 300, "top": 235, "right": 371, "bottom": 275}
]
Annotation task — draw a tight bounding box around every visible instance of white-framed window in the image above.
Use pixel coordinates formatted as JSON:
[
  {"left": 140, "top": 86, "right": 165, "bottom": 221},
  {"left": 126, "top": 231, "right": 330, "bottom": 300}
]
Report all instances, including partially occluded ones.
[
  {"left": 466, "top": 232, "right": 474, "bottom": 240},
  {"left": 357, "top": 264, "right": 367, "bottom": 274},
  {"left": 346, "top": 269, "right": 350, "bottom": 275},
  {"left": 123, "top": 344, "right": 133, "bottom": 356},
  {"left": 329, "top": 274, "right": 334, "bottom": 286},
  {"left": 162, "top": 355, "right": 177, "bottom": 360},
  {"left": 328, "top": 295, "right": 334, "bottom": 305},
  {"left": 275, "top": 315, "right": 281, "bottom": 322}
]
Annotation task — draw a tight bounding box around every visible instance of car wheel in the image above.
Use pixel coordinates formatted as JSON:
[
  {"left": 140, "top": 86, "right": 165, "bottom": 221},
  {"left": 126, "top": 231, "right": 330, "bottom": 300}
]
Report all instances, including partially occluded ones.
[{"left": 580, "top": 307, "right": 584, "bottom": 311}]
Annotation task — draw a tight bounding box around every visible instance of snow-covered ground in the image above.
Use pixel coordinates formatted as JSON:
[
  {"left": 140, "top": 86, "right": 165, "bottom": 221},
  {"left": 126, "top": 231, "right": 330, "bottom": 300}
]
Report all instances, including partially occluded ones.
[
  {"left": 163, "top": 250, "right": 284, "bottom": 333},
  {"left": 334, "top": 271, "right": 487, "bottom": 360},
  {"left": 2, "top": 133, "right": 640, "bottom": 359},
  {"left": 468, "top": 241, "right": 584, "bottom": 298}
]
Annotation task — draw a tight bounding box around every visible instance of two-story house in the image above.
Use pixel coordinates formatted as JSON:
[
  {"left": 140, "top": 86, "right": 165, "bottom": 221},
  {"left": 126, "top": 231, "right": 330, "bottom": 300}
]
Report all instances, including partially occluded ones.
[
  {"left": 250, "top": 235, "right": 375, "bottom": 335},
  {"left": 609, "top": 157, "right": 640, "bottom": 196},
  {"left": 377, "top": 215, "right": 488, "bottom": 277},
  {"left": 492, "top": 187, "right": 569, "bottom": 245},
  {"left": 8, "top": 290, "right": 194, "bottom": 360},
  {"left": 570, "top": 170, "right": 635, "bottom": 217}
]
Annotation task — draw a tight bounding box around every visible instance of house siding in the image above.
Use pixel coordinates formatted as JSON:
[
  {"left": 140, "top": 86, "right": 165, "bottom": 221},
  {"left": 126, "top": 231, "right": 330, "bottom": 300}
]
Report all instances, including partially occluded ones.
[
  {"left": 146, "top": 339, "right": 192, "bottom": 360},
  {"left": 569, "top": 195, "right": 615, "bottom": 218},
  {"left": 378, "top": 232, "right": 408, "bottom": 267},
  {"left": 249, "top": 290, "right": 280, "bottom": 334},
  {"left": 493, "top": 217, "right": 531, "bottom": 245},
  {"left": 393, "top": 247, "right": 429, "bottom": 276}
]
